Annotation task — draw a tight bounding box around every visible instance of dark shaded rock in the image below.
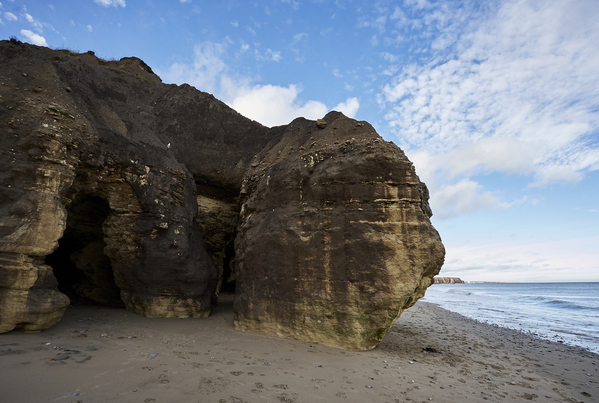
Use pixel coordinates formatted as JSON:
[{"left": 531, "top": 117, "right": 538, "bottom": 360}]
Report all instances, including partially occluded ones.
[
  {"left": 0, "top": 40, "right": 218, "bottom": 332},
  {"left": 0, "top": 41, "right": 444, "bottom": 350}
]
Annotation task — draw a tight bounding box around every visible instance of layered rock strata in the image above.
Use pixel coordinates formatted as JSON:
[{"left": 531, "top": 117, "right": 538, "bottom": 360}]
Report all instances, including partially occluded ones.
[
  {"left": 0, "top": 40, "right": 444, "bottom": 350},
  {"left": 233, "top": 113, "right": 445, "bottom": 350},
  {"left": 0, "top": 41, "right": 218, "bottom": 332}
]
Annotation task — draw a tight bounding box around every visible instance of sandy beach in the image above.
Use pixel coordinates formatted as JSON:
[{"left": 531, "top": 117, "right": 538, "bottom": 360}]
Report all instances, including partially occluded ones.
[{"left": 1, "top": 294, "right": 596, "bottom": 403}]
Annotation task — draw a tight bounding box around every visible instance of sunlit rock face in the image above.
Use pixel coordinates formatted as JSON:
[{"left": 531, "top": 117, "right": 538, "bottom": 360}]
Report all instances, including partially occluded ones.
[
  {"left": 233, "top": 112, "right": 445, "bottom": 351},
  {"left": 0, "top": 40, "right": 444, "bottom": 350}
]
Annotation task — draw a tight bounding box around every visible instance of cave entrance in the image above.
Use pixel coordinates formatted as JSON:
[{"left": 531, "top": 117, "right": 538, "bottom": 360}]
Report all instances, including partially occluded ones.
[
  {"left": 195, "top": 184, "right": 240, "bottom": 300},
  {"left": 45, "top": 195, "right": 124, "bottom": 307}
]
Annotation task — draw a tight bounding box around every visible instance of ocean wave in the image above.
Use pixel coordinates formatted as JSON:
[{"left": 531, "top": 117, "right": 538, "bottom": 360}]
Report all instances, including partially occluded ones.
[
  {"left": 519, "top": 295, "right": 597, "bottom": 310},
  {"left": 544, "top": 299, "right": 596, "bottom": 310},
  {"left": 444, "top": 288, "right": 472, "bottom": 296}
]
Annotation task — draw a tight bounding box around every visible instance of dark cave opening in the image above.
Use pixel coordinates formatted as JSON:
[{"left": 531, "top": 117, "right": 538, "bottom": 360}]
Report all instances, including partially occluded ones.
[
  {"left": 221, "top": 243, "right": 236, "bottom": 294},
  {"left": 45, "top": 195, "right": 124, "bottom": 307}
]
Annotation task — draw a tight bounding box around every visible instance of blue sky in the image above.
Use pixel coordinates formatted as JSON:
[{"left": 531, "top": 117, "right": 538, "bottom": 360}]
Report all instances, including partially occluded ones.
[{"left": 2, "top": 0, "right": 598, "bottom": 282}]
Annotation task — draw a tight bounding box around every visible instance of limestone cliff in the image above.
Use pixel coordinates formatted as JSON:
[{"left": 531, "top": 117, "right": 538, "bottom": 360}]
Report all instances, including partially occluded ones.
[
  {"left": 0, "top": 40, "right": 444, "bottom": 350},
  {"left": 432, "top": 277, "right": 465, "bottom": 284}
]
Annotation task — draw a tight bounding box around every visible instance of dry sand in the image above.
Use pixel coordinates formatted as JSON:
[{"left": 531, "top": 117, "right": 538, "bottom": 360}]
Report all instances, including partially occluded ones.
[{"left": 1, "top": 294, "right": 597, "bottom": 403}]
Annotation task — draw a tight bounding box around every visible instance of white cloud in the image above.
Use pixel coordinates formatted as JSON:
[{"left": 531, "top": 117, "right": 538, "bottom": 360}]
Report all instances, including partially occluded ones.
[
  {"left": 431, "top": 178, "right": 520, "bottom": 220},
  {"left": 180, "top": 0, "right": 192, "bottom": 3},
  {"left": 377, "top": 0, "right": 599, "bottom": 217},
  {"left": 255, "top": 48, "right": 282, "bottom": 62},
  {"left": 159, "top": 41, "right": 229, "bottom": 95},
  {"left": 87, "top": 25, "right": 93, "bottom": 32},
  {"left": 441, "top": 236, "right": 599, "bottom": 282},
  {"left": 332, "top": 97, "right": 359, "bottom": 118},
  {"left": 159, "top": 40, "right": 358, "bottom": 127},
  {"left": 281, "top": 0, "right": 300, "bottom": 11},
  {"left": 228, "top": 88, "right": 359, "bottom": 127},
  {"left": 228, "top": 84, "right": 328, "bottom": 127},
  {"left": 94, "top": 0, "right": 126, "bottom": 7},
  {"left": 23, "top": 13, "right": 39, "bottom": 28},
  {"left": 4, "top": 11, "right": 17, "bottom": 21},
  {"left": 20, "top": 29, "right": 47, "bottom": 46}
]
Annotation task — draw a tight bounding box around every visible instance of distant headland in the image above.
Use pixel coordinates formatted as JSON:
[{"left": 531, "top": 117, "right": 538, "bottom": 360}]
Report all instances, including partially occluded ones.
[{"left": 432, "top": 277, "right": 465, "bottom": 284}]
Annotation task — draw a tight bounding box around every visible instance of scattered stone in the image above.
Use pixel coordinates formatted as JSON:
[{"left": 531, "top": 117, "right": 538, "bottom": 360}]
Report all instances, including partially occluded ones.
[{"left": 52, "top": 354, "right": 69, "bottom": 361}]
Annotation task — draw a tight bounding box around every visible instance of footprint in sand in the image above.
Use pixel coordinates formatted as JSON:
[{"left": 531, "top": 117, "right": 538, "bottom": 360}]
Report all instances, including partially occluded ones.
[
  {"left": 159, "top": 374, "right": 169, "bottom": 384},
  {"left": 277, "top": 393, "right": 298, "bottom": 403}
]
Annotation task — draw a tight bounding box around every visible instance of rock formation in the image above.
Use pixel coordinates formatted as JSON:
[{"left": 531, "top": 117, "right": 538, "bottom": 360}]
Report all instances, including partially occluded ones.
[
  {"left": 432, "top": 277, "right": 465, "bottom": 284},
  {"left": 0, "top": 39, "right": 444, "bottom": 350}
]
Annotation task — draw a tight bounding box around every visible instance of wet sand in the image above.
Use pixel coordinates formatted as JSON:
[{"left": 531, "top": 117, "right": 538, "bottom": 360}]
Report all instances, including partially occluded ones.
[{"left": 1, "top": 295, "right": 596, "bottom": 403}]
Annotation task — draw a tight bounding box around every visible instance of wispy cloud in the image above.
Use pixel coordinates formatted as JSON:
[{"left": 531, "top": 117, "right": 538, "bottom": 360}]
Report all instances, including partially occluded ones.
[
  {"left": 255, "top": 48, "right": 282, "bottom": 62},
  {"left": 432, "top": 178, "right": 526, "bottom": 220},
  {"left": 441, "top": 236, "right": 599, "bottom": 282},
  {"left": 159, "top": 40, "right": 230, "bottom": 95},
  {"left": 4, "top": 11, "right": 17, "bottom": 21},
  {"left": 281, "top": 0, "right": 300, "bottom": 11},
  {"left": 23, "top": 13, "right": 42, "bottom": 32},
  {"left": 374, "top": 0, "right": 599, "bottom": 217},
  {"left": 20, "top": 29, "right": 47, "bottom": 46},
  {"left": 159, "top": 40, "right": 359, "bottom": 127},
  {"left": 94, "top": 0, "right": 126, "bottom": 7}
]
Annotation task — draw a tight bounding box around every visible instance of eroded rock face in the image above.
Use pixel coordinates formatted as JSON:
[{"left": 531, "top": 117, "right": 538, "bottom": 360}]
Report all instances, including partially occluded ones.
[
  {"left": 0, "top": 41, "right": 218, "bottom": 332},
  {"left": 0, "top": 40, "right": 444, "bottom": 350},
  {"left": 233, "top": 113, "right": 445, "bottom": 350}
]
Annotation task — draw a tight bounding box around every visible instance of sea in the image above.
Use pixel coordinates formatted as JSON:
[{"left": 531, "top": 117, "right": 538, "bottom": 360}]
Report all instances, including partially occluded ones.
[{"left": 421, "top": 282, "right": 599, "bottom": 354}]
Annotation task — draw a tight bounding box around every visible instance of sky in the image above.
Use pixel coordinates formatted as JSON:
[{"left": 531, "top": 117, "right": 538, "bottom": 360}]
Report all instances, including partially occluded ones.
[{"left": 1, "top": 0, "right": 598, "bottom": 282}]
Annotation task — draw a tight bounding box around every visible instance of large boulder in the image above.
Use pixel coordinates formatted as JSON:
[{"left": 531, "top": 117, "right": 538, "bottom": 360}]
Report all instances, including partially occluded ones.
[
  {"left": 0, "top": 40, "right": 444, "bottom": 350},
  {"left": 233, "top": 113, "right": 445, "bottom": 350}
]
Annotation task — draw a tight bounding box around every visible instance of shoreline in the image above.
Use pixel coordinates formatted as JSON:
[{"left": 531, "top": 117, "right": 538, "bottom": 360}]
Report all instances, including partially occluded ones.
[
  {"left": 424, "top": 282, "right": 599, "bottom": 356},
  {"left": 1, "top": 295, "right": 596, "bottom": 402},
  {"left": 423, "top": 299, "right": 598, "bottom": 355}
]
